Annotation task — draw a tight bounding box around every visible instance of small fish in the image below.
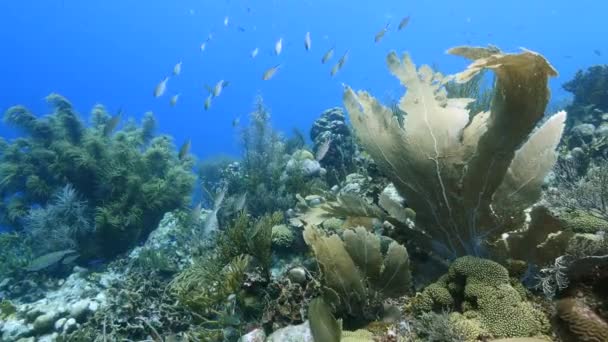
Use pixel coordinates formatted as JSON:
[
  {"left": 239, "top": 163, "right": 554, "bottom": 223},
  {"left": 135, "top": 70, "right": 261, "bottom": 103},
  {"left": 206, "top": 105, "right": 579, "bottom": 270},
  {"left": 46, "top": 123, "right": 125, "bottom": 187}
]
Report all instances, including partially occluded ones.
[
  {"left": 331, "top": 50, "right": 349, "bottom": 76},
  {"left": 191, "top": 202, "right": 202, "bottom": 223},
  {"left": 275, "top": 38, "right": 283, "bottom": 55},
  {"left": 209, "top": 80, "right": 229, "bottom": 97},
  {"left": 321, "top": 46, "right": 334, "bottom": 64},
  {"left": 234, "top": 193, "right": 247, "bottom": 212},
  {"left": 103, "top": 111, "right": 122, "bottom": 137},
  {"left": 263, "top": 64, "right": 281, "bottom": 80},
  {"left": 179, "top": 139, "right": 191, "bottom": 160},
  {"left": 153, "top": 77, "right": 169, "bottom": 97},
  {"left": 200, "top": 42, "right": 206, "bottom": 51},
  {"left": 232, "top": 116, "right": 240, "bottom": 127},
  {"left": 204, "top": 95, "right": 212, "bottom": 110},
  {"left": 315, "top": 139, "right": 331, "bottom": 161},
  {"left": 204, "top": 188, "right": 227, "bottom": 235},
  {"left": 304, "top": 32, "right": 311, "bottom": 51},
  {"left": 237, "top": 26, "right": 246, "bottom": 32},
  {"left": 398, "top": 16, "right": 410, "bottom": 30},
  {"left": 170, "top": 94, "right": 179, "bottom": 107},
  {"left": 224, "top": 16, "right": 229, "bottom": 27},
  {"left": 375, "top": 23, "right": 389, "bottom": 43},
  {"left": 251, "top": 47, "right": 259, "bottom": 58},
  {"left": 173, "top": 62, "right": 182, "bottom": 76},
  {"left": 594, "top": 49, "right": 602, "bottom": 56}
]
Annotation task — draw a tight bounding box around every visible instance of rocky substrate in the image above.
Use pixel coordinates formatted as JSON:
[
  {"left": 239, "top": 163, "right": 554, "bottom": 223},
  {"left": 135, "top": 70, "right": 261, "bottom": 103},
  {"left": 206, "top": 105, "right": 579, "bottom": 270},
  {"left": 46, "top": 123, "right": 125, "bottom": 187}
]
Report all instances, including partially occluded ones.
[{"left": 0, "top": 267, "right": 119, "bottom": 341}]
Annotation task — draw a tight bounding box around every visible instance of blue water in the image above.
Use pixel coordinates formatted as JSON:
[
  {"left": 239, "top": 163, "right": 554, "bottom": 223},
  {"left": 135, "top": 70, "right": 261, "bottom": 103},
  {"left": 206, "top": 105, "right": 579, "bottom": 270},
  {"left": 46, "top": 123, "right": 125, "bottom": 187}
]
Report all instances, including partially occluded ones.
[{"left": 0, "top": 0, "right": 605, "bottom": 159}]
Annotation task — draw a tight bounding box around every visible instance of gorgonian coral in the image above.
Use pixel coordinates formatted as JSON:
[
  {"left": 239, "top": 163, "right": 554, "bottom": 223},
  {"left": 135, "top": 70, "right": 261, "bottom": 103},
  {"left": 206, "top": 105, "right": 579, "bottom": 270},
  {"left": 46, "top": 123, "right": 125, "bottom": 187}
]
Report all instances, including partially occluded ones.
[{"left": 343, "top": 46, "right": 566, "bottom": 258}]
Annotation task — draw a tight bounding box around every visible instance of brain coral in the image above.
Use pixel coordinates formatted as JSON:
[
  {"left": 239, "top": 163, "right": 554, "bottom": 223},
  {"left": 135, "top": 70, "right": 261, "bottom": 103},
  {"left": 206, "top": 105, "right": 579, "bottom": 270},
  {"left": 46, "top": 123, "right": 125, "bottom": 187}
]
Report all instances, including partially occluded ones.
[{"left": 412, "top": 256, "right": 550, "bottom": 340}]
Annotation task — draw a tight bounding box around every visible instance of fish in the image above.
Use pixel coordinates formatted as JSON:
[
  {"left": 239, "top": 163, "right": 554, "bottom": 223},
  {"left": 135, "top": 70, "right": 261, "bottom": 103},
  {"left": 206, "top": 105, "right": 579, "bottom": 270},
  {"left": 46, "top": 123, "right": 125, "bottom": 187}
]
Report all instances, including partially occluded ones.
[
  {"left": 224, "top": 16, "right": 229, "bottom": 26},
  {"left": 304, "top": 32, "right": 311, "bottom": 51},
  {"left": 204, "top": 188, "right": 227, "bottom": 235},
  {"left": 594, "top": 49, "right": 602, "bottom": 56},
  {"left": 153, "top": 77, "right": 169, "bottom": 97},
  {"left": 234, "top": 193, "right": 247, "bottom": 212},
  {"left": 315, "top": 139, "right": 331, "bottom": 161},
  {"left": 251, "top": 47, "right": 259, "bottom": 58},
  {"left": 275, "top": 38, "right": 283, "bottom": 55},
  {"left": 103, "top": 111, "right": 122, "bottom": 137},
  {"left": 232, "top": 116, "right": 240, "bottom": 127},
  {"left": 398, "top": 16, "right": 410, "bottom": 30},
  {"left": 237, "top": 26, "right": 246, "bottom": 32},
  {"left": 179, "top": 139, "right": 191, "bottom": 160},
  {"left": 209, "top": 80, "right": 229, "bottom": 97},
  {"left": 200, "top": 42, "right": 206, "bottom": 51},
  {"left": 263, "top": 64, "right": 281, "bottom": 80},
  {"left": 331, "top": 50, "right": 349, "bottom": 76},
  {"left": 321, "top": 46, "right": 334, "bottom": 64},
  {"left": 191, "top": 202, "right": 202, "bottom": 223},
  {"left": 375, "top": 23, "right": 389, "bottom": 43},
  {"left": 204, "top": 95, "right": 212, "bottom": 110},
  {"left": 170, "top": 94, "right": 179, "bottom": 107},
  {"left": 173, "top": 62, "right": 182, "bottom": 76}
]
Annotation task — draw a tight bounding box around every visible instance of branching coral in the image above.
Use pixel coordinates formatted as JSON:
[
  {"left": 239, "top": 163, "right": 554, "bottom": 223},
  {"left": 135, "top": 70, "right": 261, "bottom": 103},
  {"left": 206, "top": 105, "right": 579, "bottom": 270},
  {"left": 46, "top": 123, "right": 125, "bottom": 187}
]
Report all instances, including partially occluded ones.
[
  {"left": 343, "top": 46, "right": 566, "bottom": 258},
  {"left": 0, "top": 95, "right": 195, "bottom": 258}
]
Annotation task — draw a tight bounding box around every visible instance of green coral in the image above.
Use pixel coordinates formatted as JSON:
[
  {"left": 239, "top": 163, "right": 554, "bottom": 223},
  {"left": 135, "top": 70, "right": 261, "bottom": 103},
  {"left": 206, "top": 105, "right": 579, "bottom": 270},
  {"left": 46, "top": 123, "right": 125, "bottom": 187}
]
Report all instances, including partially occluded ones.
[
  {"left": 0, "top": 96, "right": 195, "bottom": 258},
  {"left": 412, "top": 256, "right": 549, "bottom": 340},
  {"left": 341, "top": 329, "right": 374, "bottom": 342},
  {"left": 271, "top": 224, "right": 294, "bottom": 248},
  {"left": 0, "top": 299, "right": 17, "bottom": 319},
  {"left": 561, "top": 210, "right": 608, "bottom": 234}
]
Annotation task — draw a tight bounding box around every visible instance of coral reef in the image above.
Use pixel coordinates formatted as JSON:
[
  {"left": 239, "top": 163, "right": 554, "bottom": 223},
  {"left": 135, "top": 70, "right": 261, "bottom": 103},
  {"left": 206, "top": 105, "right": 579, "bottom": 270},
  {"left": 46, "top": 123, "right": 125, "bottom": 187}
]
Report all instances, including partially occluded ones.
[
  {"left": 0, "top": 96, "right": 195, "bottom": 258},
  {"left": 411, "top": 256, "right": 549, "bottom": 339},
  {"left": 343, "top": 47, "right": 565, "bottom": 258},
  {"left": 310, "top": 107, "right": 358, "bottom": 184}
]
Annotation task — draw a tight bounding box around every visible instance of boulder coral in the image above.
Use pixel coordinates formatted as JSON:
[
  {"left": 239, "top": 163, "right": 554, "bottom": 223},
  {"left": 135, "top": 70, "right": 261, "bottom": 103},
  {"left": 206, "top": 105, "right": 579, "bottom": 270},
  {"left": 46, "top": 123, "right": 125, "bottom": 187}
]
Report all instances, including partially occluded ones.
[{"left": 412, "top": 256, "right": 549, "bottom": 339}]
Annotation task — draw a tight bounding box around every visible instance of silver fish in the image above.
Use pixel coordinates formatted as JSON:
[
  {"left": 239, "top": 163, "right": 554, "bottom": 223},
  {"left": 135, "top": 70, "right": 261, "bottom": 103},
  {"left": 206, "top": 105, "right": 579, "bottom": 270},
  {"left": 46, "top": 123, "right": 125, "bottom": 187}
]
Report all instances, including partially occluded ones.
[
  {"left": 321, "top": 47, "right": 334, "bottom": 64},
  {"left": 263, "top": 64, "right": 281, "bottom": 80},
  {"left": 173, "top": 62, "right": 182, "bottom": 76},
  {"left": 304, "top": 32, "right": 311, "bottom": 51},
  {"left": 275, "top": 38, "right": 283, "bottom": 55},
  {"left": 204, "top": 188, "right": 227, "bottom": 235},
  {"left": 153, "top": 77, "right": 169, "bottom": 97},
  {"left": 375, "top": 23, "right": 389, "bottom": 43},
  {"left": 170, "top": 94, "right": 179, "bottom": 107},
  {"left": 251, "top": 47, "right": 259, "bottom": 58},
  {"left": 398, "top": 16, "right": 410, "bottom": 30},
  {"left": 204, "top": 95, "right": 212, "bottom": 110}
]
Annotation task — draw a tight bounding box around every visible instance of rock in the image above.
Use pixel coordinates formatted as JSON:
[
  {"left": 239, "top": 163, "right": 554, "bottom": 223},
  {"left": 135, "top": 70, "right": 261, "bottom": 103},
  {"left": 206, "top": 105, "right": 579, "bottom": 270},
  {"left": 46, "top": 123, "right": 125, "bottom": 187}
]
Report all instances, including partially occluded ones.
[
  {"left": 571, "top": 123, "right": 596, "bottom": 143},
  {"left": 54, "top": 317, "right": 67, "bottom": 332},
  {"left": 1, "top": 319, "right": 32, "bottom": 341},
  {"left": 69, "top": 299, "right": 90, "bottom": 321},
  {"left": 63, "top": 318, "right": 77, "bottom": 334},
  {"left": 304, "top": 195, "right": 324, "bottom": 207},
  {"left": 287, "top": 267, "right": 307, "bottom": 284},
  {"left": 301, "top": 159, "right": 321, "bottom": 176},
  {"left": 88, "top": 300, "right": 99, "bottom": 313},
  {"left": 238, "top": 328, "right": 266, "bottom": 342},
  {"left": 33, "top": 312, "right": 57, "bottom": 334},
  {"left": 0, "top": 277, "right": 12, "bottom": 290},
  {"left": 267, "top": 321, "right": 314, "bottom": 342}
]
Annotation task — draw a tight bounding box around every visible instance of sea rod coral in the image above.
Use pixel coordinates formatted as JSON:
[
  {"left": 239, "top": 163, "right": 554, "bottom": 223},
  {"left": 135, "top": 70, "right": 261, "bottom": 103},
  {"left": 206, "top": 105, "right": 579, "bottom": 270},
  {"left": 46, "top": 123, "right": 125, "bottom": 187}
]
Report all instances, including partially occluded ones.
[{"left": 343, "top": 46, "right": 567, "bottom": 258}]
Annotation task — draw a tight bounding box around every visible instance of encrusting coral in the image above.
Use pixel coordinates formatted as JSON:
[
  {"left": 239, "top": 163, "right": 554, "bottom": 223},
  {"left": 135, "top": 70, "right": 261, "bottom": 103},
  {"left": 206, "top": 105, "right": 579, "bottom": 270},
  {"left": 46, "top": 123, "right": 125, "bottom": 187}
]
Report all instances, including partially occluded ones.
[
  {"left": 411, "top": 256, "right": 550, "bottom": 340},
  {"left": 343, "top": 46, "right": 566, "bottom": 258}
]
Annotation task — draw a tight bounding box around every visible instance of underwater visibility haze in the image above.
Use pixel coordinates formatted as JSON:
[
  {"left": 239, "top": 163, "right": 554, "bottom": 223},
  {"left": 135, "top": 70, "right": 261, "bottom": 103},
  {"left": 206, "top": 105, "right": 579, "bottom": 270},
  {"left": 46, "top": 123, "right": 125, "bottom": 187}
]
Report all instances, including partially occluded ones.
[{"left": 0, "top": 0, "right": 607, "bottom": 341}]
